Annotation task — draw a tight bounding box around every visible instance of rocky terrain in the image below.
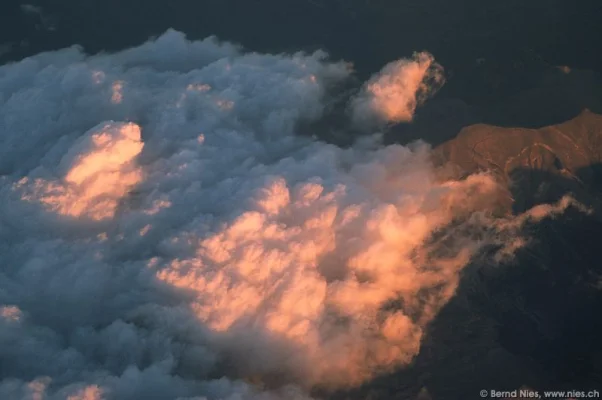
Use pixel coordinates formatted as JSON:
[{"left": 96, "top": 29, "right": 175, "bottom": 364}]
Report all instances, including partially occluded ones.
[{"left": 434, "top": 110, "right": 602, "bottom": 209}]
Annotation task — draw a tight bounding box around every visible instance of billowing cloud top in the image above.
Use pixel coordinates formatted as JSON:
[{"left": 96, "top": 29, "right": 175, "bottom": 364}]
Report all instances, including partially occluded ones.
[
  {"left": 349, "top": 52, "right": 445, "bottom": 127},
  {"left": 16, "top": 122, "right": 143, "bottom": 220},
  {"left": 0, "top": 30, "right": 582, "bottom": 400}
]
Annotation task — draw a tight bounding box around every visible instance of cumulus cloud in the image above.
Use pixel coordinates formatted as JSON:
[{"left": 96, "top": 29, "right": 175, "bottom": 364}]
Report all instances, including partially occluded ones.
[
  {"left": 15, "top": 122, "right": 144, "bottom": 220},
  {"left": 349, "top": 51, "right": 445, "bottom": 128},
  {"left": 0, "top": 29, "right": 585, "bottom": 399}
]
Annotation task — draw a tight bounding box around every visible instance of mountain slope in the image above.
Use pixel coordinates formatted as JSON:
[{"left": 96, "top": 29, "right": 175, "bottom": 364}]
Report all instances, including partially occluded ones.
[{"left": 433, "top": 109, "right": 602, "bottom": 211}]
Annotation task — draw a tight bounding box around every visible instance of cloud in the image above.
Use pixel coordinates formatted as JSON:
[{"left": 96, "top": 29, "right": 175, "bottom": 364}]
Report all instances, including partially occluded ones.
[
  {"left": 349, "top": 52, "right": 445, "bottom": 128},
  {"left": 15, "top": 122, "right": 144, "bottom": 220},
  {"left": 0, "top": 29, "right": 584, "bottom": 399}
]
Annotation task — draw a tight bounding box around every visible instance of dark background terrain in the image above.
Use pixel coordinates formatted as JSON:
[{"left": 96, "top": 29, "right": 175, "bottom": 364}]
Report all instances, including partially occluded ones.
[
  {"left": 1, "top": 1, "right": 602, "bottom": 399},
  {"left": 1, "top": 0, "right": 601, "bottom": 102}
]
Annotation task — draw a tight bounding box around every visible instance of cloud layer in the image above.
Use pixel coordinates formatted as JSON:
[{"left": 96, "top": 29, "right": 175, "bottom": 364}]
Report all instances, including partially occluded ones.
[{"left": 0, "top": 30, "right": 582, "bottom": 400}]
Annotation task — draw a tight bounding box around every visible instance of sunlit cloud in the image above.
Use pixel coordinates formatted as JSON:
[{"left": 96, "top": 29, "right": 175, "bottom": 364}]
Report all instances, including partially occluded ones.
[{"left": 0, "top": 29, "right": 586, "bottom": 400}]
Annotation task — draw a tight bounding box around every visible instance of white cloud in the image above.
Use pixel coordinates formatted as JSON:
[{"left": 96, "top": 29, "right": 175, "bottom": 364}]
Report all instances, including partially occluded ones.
[
  {"left": 0, "top": 30, "right": 584, "bottom": 399},
  {"left": 349, "top": 52, "right": 445, "bottom": 128}
]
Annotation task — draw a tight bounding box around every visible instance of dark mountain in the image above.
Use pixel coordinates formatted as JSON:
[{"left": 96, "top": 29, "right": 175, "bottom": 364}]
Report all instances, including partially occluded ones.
[{"left": 434, "top": 109, "right": 602, "bottom": 210}]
